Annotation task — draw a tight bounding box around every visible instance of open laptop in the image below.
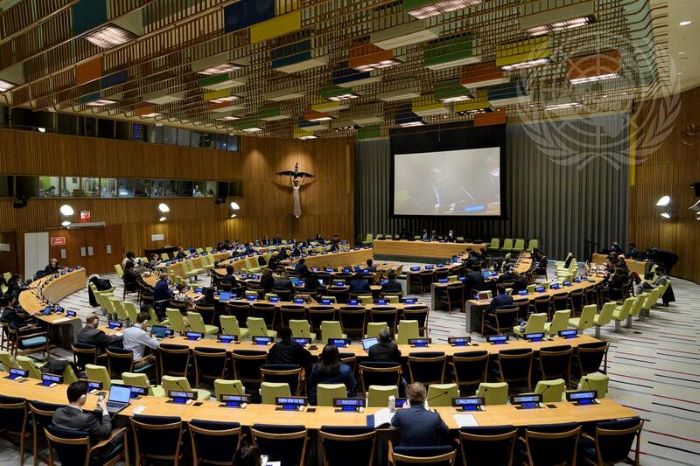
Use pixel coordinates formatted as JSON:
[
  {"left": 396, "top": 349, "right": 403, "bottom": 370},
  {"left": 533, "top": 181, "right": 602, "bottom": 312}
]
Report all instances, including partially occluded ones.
[
  {"left": 362, "top": 337, "right": 378, "bottom": 351},
  {"left": 105, "top": 384, "right": 132, "bottom": 415}
]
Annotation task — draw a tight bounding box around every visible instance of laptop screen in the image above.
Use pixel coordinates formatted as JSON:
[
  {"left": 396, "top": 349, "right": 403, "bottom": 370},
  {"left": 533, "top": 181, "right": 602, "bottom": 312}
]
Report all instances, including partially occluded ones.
[
  {"left": 362, "top": 337, "right": 378, "bottom": 351},
  {"left": 109, "top": 385, "right": 132, "bottom": 404}
]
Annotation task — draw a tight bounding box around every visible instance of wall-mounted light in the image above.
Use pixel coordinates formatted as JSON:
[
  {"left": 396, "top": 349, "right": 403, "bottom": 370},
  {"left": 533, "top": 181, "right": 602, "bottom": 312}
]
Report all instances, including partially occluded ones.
[
  {"left": 660, "top": 212, "right": 671, "bottom": 219},
  {"left": 656, "top": 195, "right": 671, "bottom": 207},
  {"left": 230, "top": 201, "right": 240, "bottom": 218},
  {"left": 158, "top": 203, "right": 170, "bottom": 213},
  {"left": 59, "top": 204, "right": 74, "bottom": 226},
  {"left": 159, "top": 216, "right": 167, "bottom": 222}
]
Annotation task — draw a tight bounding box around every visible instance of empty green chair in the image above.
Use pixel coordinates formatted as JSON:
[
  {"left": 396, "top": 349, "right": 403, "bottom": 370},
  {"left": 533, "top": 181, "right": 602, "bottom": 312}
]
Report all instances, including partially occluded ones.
[
  {"left": 247, "top": 317, "right": 277, "bottom": 339},
  {"left": 534, "top": 379, "right": 566, "bottom": 403},
  {"left": 219, "top": 316, "right": 250, "bottom": 340},
  {"left": 289, "top": 320, "right": 317, "bottom": 341},
  {"left": 365, "top": 323, "right": 387, "bottom": 339},
  {"left": 568, "top": 305, "right": 596, "bottom": 334},
  {"left": 395, "top": 320, "right": 419, "bottom": 345},
  {"left": 358, "top": 295, "right": 373, "bottom": 305},
  {"left": 489, "top": 238, "right": 500, "bottom": 250},
  {"left": 150, "top": 307, "right": 168, "bottom": 326},
  {"left": 544, "top": 310, "right": 571, "bottom": 336},
  {"left": 214, "top": 379, "right": 245, "bottom": 400},
  {"left": 427, "top": 384, "right": 459, "bottom": 407},
  {"left": 593, "top": 302, "right": 615, "bottom": 338},
  {"left": 161, "top": 375, "right": 211, "bottom": 401},
  {"left": 578, "top": 372, "right": 609, "bottom": 399},
  {"left": 320, "top": 321, "right": 346, "bottom": 342},
  {"left": 261, "top": 382, "right": 291, "bottom": 404},
  {"left": 166, "top": 309, "right": 186, "bottom": 334},
  {"left": 187, "top": 312, "right": 219, "bottom": 335},
  {"left": 86, "top": 364, "right": 122, "bottom": 389},
  {"left": 16, "top": 356, "right": 43, "bottom": 379},
  {"left": 124, "top": 302, "right": 139, "bottom": 324},
  {"left": 476, "top": 382, "right": 509, "bottom": 406},
  {"left": 63, "top": 364, "right": 79, "bottom": 385},
  {"left": 0, "top": 350, "right": 17, "bottom": 371},
  {"left": 502, "top": 238, "right": 514, "bottom": 251},
  {"left": 317, "top": 384, "right": 347, "bottom": 407},
  {"left": 111, "top": 298, "right": 128, "bottom": 322},
  {"left": 362, "top": 233, "right": 373, "bottom": 246},
  {"left": 611, "top": 298, "right": 635, "bottom": 332},
  {"left": 627, "top": 295, "right": 645, "bottom": 328},
  {"left": 122, "top": 372, "right": 166, "bottom": 397},
  {"left": 367, "top": 386, "right": 399, "bottom": 407},
  {"left": 513, "top": 239, "right": 525, "bottom": 251},
  {"left": 513, "top": 313, "right": 547, "bottom": 337},
  {"left": 527, "top": 239, "right": 539, "bottom": 251},
  {"left": 114, "top": 264, "right": 124, "bottom": 278}
]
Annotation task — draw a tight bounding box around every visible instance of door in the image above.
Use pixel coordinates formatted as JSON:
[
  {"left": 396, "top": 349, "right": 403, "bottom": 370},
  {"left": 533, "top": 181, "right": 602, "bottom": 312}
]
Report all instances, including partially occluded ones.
[
  {"left": 48, "top": 226, "right": 123, "bottom": 275},
  {"left": 0, "top": 231, "right": 19, "bottom": 275}
]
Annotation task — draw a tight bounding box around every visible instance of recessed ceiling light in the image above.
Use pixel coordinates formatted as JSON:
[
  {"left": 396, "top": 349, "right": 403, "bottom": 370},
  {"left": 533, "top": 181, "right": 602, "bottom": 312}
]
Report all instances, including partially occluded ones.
[
  {"left": 84, "top": 24, "right": 137, "bottom": 49},
  {"left": 0, "top": 79, "right": 16, "bottom": 92},
  {"left": 680, "top": 20, "right": 692, "bottom": 26},
  {"left": 678, "top": 51, "right": 687, "bottom": 55}
]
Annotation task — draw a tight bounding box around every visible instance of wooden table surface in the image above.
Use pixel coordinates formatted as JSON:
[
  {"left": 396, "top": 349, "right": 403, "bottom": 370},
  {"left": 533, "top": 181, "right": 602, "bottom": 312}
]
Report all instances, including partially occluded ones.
[
  {"left": 591, "top": 253, "right": 649, "bottom": 276},
  {"left": 373, "top": 240, "right": 488, "bottom": 259},
  {"left": 18, "top": 268, "right": 86, "bottom": 324},
  {"left": 0, "top": 371, "right": 636, "bottom": 429}
]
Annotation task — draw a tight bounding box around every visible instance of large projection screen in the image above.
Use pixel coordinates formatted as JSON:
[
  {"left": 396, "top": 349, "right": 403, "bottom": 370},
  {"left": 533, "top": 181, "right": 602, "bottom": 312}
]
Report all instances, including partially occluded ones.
[
  {"left": 393, "top": 147, "right": 501, "bottom": 216},
  {"left": 390, "top": 124, "right": 506, "bottom": 218}
]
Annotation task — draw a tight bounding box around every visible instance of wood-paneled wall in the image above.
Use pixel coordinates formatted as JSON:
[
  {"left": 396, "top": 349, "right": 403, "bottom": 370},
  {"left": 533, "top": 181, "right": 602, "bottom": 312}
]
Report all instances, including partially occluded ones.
[
  {"left": 629, "top": 86, "right": 700, "bottom": 283},
  {"left": 0, "top": 130, "right": 355, "bottom": 276}
]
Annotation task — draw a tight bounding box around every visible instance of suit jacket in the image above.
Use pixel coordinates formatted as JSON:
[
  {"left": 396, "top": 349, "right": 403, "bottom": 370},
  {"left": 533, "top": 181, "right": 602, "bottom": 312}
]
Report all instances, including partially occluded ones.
[
  {"left": 492, "top": 293, "right": 514, "bottom": 310},
  {"left": 368, "top": 341, "right": 401, "bottom": 362},
  {"left": 77, "top": 326, "right": 121, "bottom": 350},
  {"left": 391, "top": 405, "right": 449, "bottom": 446},
  {"left": 267, "top": 341, "right": 313, "bottom": 370},
  {"left": 348, "top": 279, "right": 370, "bottom": 293},
  {"left": 51, "top": 406, "right": 112, "bottom": 442},
  {"left": 465, "top": 271, "right": 484, "bottom": 293}
]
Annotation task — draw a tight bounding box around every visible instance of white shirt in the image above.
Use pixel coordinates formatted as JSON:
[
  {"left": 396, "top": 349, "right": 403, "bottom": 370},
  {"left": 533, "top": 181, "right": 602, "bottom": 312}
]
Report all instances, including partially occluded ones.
[{"left": 123, "top": 325, "right": 159, "bottom": 360}]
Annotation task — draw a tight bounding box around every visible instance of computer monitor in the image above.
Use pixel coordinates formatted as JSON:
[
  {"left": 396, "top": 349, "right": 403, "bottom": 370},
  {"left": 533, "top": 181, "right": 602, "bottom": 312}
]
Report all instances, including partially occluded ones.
[
  {"left": 362, "top": 337, "right": 378, "bottom": 351},
  {"left": 109, "top": 385, "right": 132, "bottom": 404}
]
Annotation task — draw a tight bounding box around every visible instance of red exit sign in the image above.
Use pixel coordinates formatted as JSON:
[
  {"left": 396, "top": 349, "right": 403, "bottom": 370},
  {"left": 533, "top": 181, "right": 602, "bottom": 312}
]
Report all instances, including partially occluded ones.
[{"left": 50, "top": 236, "right": 66, "bottom": 246}]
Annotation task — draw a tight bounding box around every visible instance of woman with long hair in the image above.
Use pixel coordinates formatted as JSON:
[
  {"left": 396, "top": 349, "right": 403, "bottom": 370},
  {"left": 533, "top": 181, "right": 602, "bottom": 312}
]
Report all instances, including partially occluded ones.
[{"left": 307, "top": 345, "right": 356, "bottom": 405}]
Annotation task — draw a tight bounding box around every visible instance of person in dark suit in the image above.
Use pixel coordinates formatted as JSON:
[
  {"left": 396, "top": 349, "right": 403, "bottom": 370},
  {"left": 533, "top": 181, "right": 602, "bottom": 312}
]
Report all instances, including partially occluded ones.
[
  {"left": 45, "top": 258, "right": 61, "bottom": 274},
  {"left": 465, "top": 265, "right": 484, "bottom": 294},
  {"left": 272, "top": 234, "right": 282, "bottom": 245},
  {"left": 153, "top": 273, "right": 173, "bottom": 318},
  {"left": 260, "top": 269, "right": 275, "bottom": 293},
  {"left": 307, "top": 345, "right": 356, "bottom": 405},
  {"left": 626, "top": 243, "right": 638, "bottom": 259},
  {"left": 446, "top": 229, "right": 457, "bottom": 242},
  {"left": 267, "top": 327, "right": 313, "bottom": 372},
  {"left": 365, "top": 259, "right": 377, "bottom": 272},
  {"left": 220, "top": 265, "right": 238, "bottom": 288},
  {"left": 348, "top": 273, "right": 370, "bottom": 293},
  {"left": 380, "top": 270, "right": 403, "bottom": 294},
  {"left": 122, "top": 261, "right": 140, "bottom": 292},
  {"left": 273, "top": 272, "right": 295, "bottom": 294},
  {"left": 420, "top": 229, "right": 429, "bottom": 241},
  {"left": 491, "top": 285, "right": 514, "bottom": 310},
  {"left": 391, "top": 382, "right": 449, "bottom": 446},
  {"left": 78, "top": 315, "right": 122, "bottom": 350},
  {"left": 295, "top": 258, "right": 309, "bottom": 277},
  {"left": 261, "top": 235, "right": 270, "bottom": 246},
  {"left": 368, "top": 328, "right": 401, "bottom": 362},
  {"left": 51, "top": 381, "right": 113, "bottom": 442}
]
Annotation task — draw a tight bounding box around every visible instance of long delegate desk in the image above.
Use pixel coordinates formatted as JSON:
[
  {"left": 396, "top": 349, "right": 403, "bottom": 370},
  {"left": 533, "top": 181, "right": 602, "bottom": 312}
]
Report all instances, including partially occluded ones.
[
  {"left": 465, "top": 275, "right": 605, "bottom": 333},
  {"left": 373, "top": 239, "right": 488, "bottom": 260},
  {"left": 0, "top": 370, "right": 635, "bottom": 430},
  {"left": 591, "top": 253, "right": 650, "bottom": 276},
  {"left": 286, "top": 248, "right": 374, "bottom": 270}
]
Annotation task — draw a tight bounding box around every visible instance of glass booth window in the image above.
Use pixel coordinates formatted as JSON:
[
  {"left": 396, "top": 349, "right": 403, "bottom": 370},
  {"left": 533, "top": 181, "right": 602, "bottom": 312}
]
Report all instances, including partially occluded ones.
[
  {"left": 81, "top": 177, "right": 100, "bottom": 197},
  {"left": 39, "top": 177, "right": 60, "bottom": 197},
  {"left": 101, "top": 178, "right": 118, "bottom": 198},
  {"left": 204, "top": 181, "right": 217, "bottom": 197},
  {"left": 62, "top": 177, "right": 82, "bottom": 197}
]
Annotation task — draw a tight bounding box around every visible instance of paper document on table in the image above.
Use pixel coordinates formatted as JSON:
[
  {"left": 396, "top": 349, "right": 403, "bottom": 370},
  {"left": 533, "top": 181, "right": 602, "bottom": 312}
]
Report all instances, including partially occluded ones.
[
  {"left": 367, "top": 408, "right": 394, "bottom": 428},
  {"left": 132, "top": 405, "right": 146, "bottom": 415},
  {"left": 453, "top": 414, "right": 479, "bottom": 427}
]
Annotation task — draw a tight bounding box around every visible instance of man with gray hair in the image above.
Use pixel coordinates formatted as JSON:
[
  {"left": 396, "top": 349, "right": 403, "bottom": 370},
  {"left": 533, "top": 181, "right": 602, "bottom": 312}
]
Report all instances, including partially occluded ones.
[
  {"left": 391, "top": 382, "right": 449, "bottom": 446},
  {"left": 368, "top": 327, "right": 401, "bottom": 362}
]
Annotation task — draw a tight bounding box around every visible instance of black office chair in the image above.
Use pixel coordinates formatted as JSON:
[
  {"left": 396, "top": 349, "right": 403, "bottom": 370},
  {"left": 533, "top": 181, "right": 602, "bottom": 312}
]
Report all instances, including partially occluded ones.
[
  {"left": 272, "top": 288, "right": 294, "bottom": 302},
  {"left": 451, "top": 351, "right": 489, "bottom": 395},
  {"left": 231, "top": 350, "right": 267, "bottom": 394},
  {"left": 497, "top": 348, "right": 534, "bottom": 393},
  {"left": 483, "top": 306, "right": 519, "bottom": 336},
  {"left": 538, "top": 345, "right": 572, "bottom": 387},
  {"left": 261, "top": 364, "right": 303, "bottom": 395},
  {"left": 580, "top": 417, "right": 644, "bottom": 465},
  {"left": 319, "top": 426, "right": 376, "bottom": 466},
  {"left": 0, "top": 395, "right": 29, "bottom": 465},
  {"left": 520, "top": 423, "right": 581, "bottom": 466},
  {"left": 436, "top": 283, "right": 465, "bottom": 312},
  {"left": 418, "top": 270, "right": 435, "bottom": 295},
  {"left": 29, "top": 400, "right": 63, "bottom": 466},
  {"left": 407, "top": 352, "right": 446, "bottom": 385},
  {"left": 551, "top": 293, "right": 570, "bottom": 314},
  {"left": 568, "top": 290, "right": 585, "bottom": 316},
  {"left": 458, "top": 425, "right": 517, "bottom": 466},
  {"left": 251, "top": 303, "right": 277, "bottom": 329},
  {"left": 71, "top": 343, "right": 102, "bottom": 371},
  {"left": 251, "top": 424, "right": 309, "bottom": 466},
  {"left": 280, "top": 305, "right": 307, "bottom": 328},
  {"left": 107, "top": 347, "right": 153, "bottom": 378},
  {"left": 389, "top": 443, "right": 456, "bottom": 466},
  {"left": 338, "top": 306, "right": 367, "bottom": 339},
  {"left": 370, "top": 306, "right": 398, "bottom": 334},
  {"left": 193, "top": 347, "right": 228, "bottom": 388},
  {"left": 194, "top": 304, "right": 216, "bottom": 326},
  {"left": 401, "top": 305, "right": 430, "bottom": 337},
  {"left": 45, "top": 425, "right": 128, "bottom": 466},
  {"left": 308, "top": 306, "right": 336, "bottom": 338},
  {"left": 576, "top": 341, "right": 609, "bottom": 380},
  {"left": 158, "top": 343, "right": 191, "bottom": 381},
  {"left": 358, "top": 362, "right": 402, "bottom": 394},
  {"left": 188, "top": 419, "right": 242, "bottom": 465},
  {"left": 130, "top": 415, "right": 184, "bottom": 466},
  {"left": 226, "top": 302, "right": 251, "bottom": 328}
]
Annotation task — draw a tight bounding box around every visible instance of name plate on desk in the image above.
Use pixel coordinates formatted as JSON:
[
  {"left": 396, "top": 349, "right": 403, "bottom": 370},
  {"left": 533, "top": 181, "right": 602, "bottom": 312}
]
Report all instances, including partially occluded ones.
[
  {"left": 87, "top": 381, "right": 103, "bottom": 392},
  {"left": 268, "top": 296, "right": 280, "bottom": 303},
  {"left": 246, "top": 295, "right": 258, "bottom": 302},
  {"left": 42, "top": 307, "right": 53, "bottom": 316},
  {"left": 374, "top": 299, "right": 387, "bottom": 305},
  {"left": 276, "top": 396, "right": 307, "bottom": 411},
  {"left": 218, "top": 335, "right": 238, "bottom": 344},
  {"left": 550, "top": 283, "right": 561, "bottom": 290},
  {"left": 410, "top": 267, "right": 420, "bottom": 272},
  {"left": 168, "top": 390, "right": 198, "bottom": 404},
  {"left": 194, "top": 287, "right": 202, "bottom": 293},
  {"left": 151, "top": 326, "right": 174, "bottom": 339},
  {"left": 408, "top": 338, "right": 431, "bottom": 347},
  {"left": 328, "top": 338, "right": 351, "bottom": 348},
  {"left": 253, "top": 336, "right": 273, "bottom": 345},
  {"left": 8, "top": 368, "right": 28, "bottom": 380},
  {"left": 293, "top": 297, "right": 306, "bottom": 304},
  {"left": 219, "top": 394, "right": 249, "bottom": 408},
  {"left": 334, "top": 398, "right": 365, "bottom": 412},
  {"left": 487, "top": 335, "right": 509, "bottom": 345},
  {"left": 563, "top": 281, "right": 572, "bottom": 286},
  {"left": 566, "top": 390, "right": 598, "bottom": 405},
  {"left": 129, "top": 386, "right": 147, "bottom": 398},
  {"left": 108, "top": 321, "right": 123, "bottom": 329},
  {"left": 517, "top": 290, "right": 528, "bottom": 296},
  {"left": 186, "top": 332, "right": 204, "bottom": 341},
  {"left": 66, "top": 310, "right": 77, "bottom": 317},
  {"left": 452, "top": 397, "right": 483, "bottom": 411},
  {"left": 438, "top": 278, "right": 448, "bottom": 284},
  {"left": 558, "top": 329, "right": 578, "bottom": 339},
  {"left": 320, "top": 299, "right": 333, "bottom": 305},
  {"left": 218, "top": 292, "right": 232, "bottom": 302},
  {"left": 524, "top": 332, "right": 545, "bottom": 342},
  {"left": 402, "top": 298, "right": 417, "bottom": 304},
  {"left": 349, "top": 299, "right": 359, "bottom": 305},
  {"left": 448, "top": 337, "right": 470, "bottom": 347},
  {"left": 511, "top": 394, "right": 542, "bottom": 409},
  {"left": 292, "top": 337, "right": 311, "bottom": 346},
  {"left": 535, "top": 286, "right": 545, "bottom": 293},
  {"left": 41, "top": 374, "right": 62, "bottom": 387}
]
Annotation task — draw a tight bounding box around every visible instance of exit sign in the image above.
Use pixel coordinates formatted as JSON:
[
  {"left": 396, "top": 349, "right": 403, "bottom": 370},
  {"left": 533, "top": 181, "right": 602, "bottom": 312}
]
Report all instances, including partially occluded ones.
[{"left": 50, "top": 237, "right": 66, "bottom": 246}]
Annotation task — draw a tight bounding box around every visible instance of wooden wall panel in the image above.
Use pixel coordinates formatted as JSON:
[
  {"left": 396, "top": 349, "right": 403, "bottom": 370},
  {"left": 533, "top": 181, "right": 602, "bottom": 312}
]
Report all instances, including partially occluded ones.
[
  {"left": 629, "top": 86, "right": 700, "bottom": 283},
  {"left": 0, "top": 131, "right": 355, "bottom": 277}
]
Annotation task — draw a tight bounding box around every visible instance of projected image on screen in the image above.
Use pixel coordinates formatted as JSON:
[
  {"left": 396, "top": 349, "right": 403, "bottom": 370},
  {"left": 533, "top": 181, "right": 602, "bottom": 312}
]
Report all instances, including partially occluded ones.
[{"left": 394, "top": 147, "right": 501, "bottom": 216}]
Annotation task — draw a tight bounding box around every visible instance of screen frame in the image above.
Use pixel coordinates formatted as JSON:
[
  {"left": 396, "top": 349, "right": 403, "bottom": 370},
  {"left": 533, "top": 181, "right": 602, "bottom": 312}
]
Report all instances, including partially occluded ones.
[{"left": 390, "top": 124, "right": 507, "bottom": 219}]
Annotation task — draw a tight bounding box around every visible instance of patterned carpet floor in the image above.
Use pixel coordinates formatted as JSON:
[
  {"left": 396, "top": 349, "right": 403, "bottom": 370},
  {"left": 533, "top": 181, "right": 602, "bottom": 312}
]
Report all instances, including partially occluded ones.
[{"left": 1, "top": 266, "right": 697, "bottom": 465}]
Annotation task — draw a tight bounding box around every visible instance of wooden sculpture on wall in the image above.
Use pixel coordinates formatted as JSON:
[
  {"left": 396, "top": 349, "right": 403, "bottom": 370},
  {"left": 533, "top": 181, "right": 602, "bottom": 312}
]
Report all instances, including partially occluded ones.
[{"left": 277, "top": 162, "right": 315, "bottom": 218}]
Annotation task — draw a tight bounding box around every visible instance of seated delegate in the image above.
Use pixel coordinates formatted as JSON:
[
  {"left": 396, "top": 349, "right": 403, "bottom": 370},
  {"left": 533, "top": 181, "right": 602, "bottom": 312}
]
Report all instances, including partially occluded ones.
[
  {"left": 391, "top": 382, "right": 449, "bottom": 447},
  {"left": 307, "top": 345, "right": 356, "bottom": 405}
]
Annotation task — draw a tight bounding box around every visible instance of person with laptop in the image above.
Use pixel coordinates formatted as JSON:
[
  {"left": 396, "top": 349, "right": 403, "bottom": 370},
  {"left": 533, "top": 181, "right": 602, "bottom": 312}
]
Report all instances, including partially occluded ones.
[
  {"left": 368, "top": 328, "right": 401, "bottom": 362},
  {"left": 51, "top": 381, "right": 115, "bottom": 444},
  {"left": 78, "top": 315, "right": 122, "bottom": 350},
  {"left": 491, "top": 285, "right": 514, "bottom": 311},
  {"left": 267, "top": 327, "right": 313, "bottom": 372},
  {"left": 391, "top": 382, "right": 449, "bottom": 447},
  {"left": 294, "top": 258, "right": 309, "bottom": 277},
  {"left": 380, "top": 270, "right": 403, "bottom": 294},
  {"left": 123, "top": 311, "right": 159, "bottom": 368}
]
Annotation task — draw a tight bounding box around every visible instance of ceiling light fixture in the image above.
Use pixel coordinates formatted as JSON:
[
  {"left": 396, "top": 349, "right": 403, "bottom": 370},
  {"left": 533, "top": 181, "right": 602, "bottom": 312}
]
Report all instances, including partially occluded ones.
[
  {"left": 501, "top": 58, "right": 551, "bottom": 71},
  {"left": 85, "top": 99, "right": 116, "bottom": 107},
  {"left": 61, "top": 220, "right": 71, "bottom": 227},
  {"left": 84, "top": 24, "right": 137, "bottom": 49},
  {"left": 0, "top": 79, "right": 16, "bottom": 92},
  {"left": 680, "top": 20, "right": 692, "bottom": 26},
  {"left": 544, "top": 101, "right": 582, "bottom": 111},
  {"left": 405, "top": 0, "right": 484, "bottom": 20},
  {"left": 371, "top": 20, "right": 441, "bottom": 50},
  {"left": 60, "top": 204, "right": 75, "bottom": 216},
  {"left": 526, "top": 16, "right": 595, "bottom": 36}
]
